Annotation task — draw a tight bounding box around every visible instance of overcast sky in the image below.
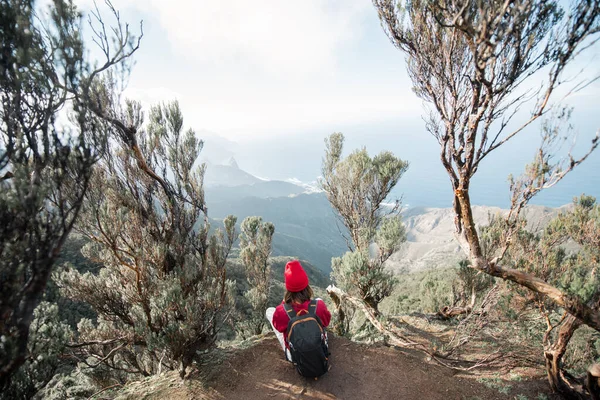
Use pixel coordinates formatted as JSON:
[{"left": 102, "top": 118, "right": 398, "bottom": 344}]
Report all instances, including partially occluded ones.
[
  {"left": 74, "top": 1, "right": 447, "bottom": 139},
  {"left": 73, "top": 0, "right": 598, "bottom": 139},
  {"left": 69, "top": 0, "right": 600, "bottom": 207}
]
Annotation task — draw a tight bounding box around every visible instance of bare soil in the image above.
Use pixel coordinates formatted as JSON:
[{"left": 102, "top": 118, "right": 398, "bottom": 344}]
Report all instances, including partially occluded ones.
[
  {"left": 203, "top": 335, "right": 558, "bottom": 400},
  {"left": 112, "top": 334, "right": 559, "bottom": 400}
]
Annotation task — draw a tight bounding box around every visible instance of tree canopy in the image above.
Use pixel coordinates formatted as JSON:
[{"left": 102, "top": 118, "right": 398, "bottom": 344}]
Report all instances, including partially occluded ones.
[
  {"left": 0, "top": 0, "right": 140, "bottom": 386},
  {"left": 321, "top": 133, "right": 408, "bottom": 311}
]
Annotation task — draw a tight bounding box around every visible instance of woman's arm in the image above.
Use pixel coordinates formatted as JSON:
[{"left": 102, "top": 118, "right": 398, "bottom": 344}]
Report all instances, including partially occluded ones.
[
  {"left": 316, "top": 299, "right": 331, "bottom": 327},
  {"left": 271, "top": 305, "right": 289, "bottom": 333}
]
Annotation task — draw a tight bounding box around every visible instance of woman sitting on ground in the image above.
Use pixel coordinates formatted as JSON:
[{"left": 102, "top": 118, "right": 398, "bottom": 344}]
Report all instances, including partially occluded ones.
[{"left": 265, "top": 260, "right": 331, "bottom": 361}]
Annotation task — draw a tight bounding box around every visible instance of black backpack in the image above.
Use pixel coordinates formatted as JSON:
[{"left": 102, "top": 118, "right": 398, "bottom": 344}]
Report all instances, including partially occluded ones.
[{"left": 284, "top": 299, "right": 330, "bottom": 378}]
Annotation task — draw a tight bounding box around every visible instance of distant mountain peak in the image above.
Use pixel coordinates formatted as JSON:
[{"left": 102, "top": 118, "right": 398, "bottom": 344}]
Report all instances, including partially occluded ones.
[{"left": 224, "top": 156, "right": 239, "bottom": 169}]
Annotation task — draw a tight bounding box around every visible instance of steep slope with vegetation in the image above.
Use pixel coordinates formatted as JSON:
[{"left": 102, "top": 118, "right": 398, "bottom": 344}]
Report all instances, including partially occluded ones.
[
  {"left": 3, "top": 0, "right": 600, "bottom": 399},
  {"left": 207, "top": 193, "right": 347, "bottom": 272}
]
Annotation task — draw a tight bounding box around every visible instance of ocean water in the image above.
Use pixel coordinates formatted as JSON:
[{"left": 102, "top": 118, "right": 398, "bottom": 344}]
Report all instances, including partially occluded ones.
[
  {"left": 228, "top": 107, "right": 599, "bottom": 209},
  {"left": 393, "top": 124, "right": 600, "bottom": 209}
]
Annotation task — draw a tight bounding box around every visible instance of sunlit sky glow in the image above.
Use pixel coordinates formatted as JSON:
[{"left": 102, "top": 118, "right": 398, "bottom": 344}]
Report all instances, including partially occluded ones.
[
  {"left": 76, "top": 0, "right": 438, "bottom": 139},
  {"left": 67, "top": 0, "right": 599, "bottom": 139},
  {"left": 61, "top": 1, "right": 600, "bottom": 207}
]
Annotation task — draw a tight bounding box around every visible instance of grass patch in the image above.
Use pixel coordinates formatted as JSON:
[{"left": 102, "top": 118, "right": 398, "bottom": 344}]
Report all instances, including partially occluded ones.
[{"left": 476, "top": 376, "right": 512, "bottom": 395}]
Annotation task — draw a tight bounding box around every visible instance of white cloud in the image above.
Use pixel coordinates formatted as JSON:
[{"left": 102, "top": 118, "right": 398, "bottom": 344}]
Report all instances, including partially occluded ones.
[
  {"left": 122, "top": 86, "right": 182, "bottom": 108},
  {"left": 74, "top": 0, "right": 422, "bottom": 139},
  {"left": 111, "top": 0, "right": 368, "bottom": 77},
  {"left": 285, "top": 178, "right": 323, "bottom": 194}
]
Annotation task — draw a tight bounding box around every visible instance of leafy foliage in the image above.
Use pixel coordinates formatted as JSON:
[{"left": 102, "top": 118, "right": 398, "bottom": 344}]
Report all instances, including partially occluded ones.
[
  {"left": 38, "top": 367, "right": 96, "bottom": 400},
  {"left": 321, "top": 133, "right": 408, "bottom": 310},
  {"left": 0, "top": 0, "right": 139, "bottom": 386},
  {"left": 45, "top": 235, "right": 100, "bottom": 327},
  {"left": 2, "top": 302, "right": 74, "bottom": 400},
  {"left": 56, "top": 101, "right": 237, "bottom": 378},
  {"left": 238, "top": 216, "right": 275, "bottom": 336}
]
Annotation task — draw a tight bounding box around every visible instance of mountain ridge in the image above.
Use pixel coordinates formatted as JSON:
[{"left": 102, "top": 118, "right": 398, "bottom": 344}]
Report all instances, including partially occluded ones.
[{"left": 202, "top": 157, "right": 576, "bottom": 274}]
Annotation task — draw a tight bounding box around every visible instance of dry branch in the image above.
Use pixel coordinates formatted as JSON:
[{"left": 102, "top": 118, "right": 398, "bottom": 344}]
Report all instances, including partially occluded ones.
[
  {"left": 326, "top": 284, "right": 503, "bottom": 371},
  {"left": 438, "top": 305, "right": 473, "bottom": 319},
  {"left": 326, "top": 285, "right": 417, "bottom": 348}
]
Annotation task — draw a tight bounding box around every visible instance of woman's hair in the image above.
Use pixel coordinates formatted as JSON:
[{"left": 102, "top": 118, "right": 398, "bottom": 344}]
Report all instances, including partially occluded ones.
[{"left": 284, "top": 285, "right": 314, "bottom": 304}]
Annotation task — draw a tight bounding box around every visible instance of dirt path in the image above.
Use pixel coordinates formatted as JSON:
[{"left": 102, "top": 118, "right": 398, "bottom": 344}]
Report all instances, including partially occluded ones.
[{"left": 205, "top": 335, "right": 556, "bottom": 400}]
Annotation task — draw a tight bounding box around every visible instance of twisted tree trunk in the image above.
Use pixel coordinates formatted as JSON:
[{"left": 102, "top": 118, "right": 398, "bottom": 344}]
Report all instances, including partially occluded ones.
[
  {"left": 330, "top": 290, "right": 348, "bottom": 336},
  {"left": 439, "top": 285, "right": 477, "bottom": 319},
  {"left": 544, "top": 314, "right": 586, "bottom": 399}
]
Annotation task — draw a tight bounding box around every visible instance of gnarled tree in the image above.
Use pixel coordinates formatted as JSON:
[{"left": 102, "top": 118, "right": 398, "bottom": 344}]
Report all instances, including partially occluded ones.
[
  {"left": 0, "top": 0, "right": 139, "bottom": 386},
  {"left": 373, "top": 0, "right": 600, "bottom": 396},
  {"left": 439, "top": 259, "right": 493, "bottom": 319},
  {"left": 57, "top": 100, "right": 237, "bottom": 379},
  {"left": 321, "top": 133, "right": 408, "bottom": 314},
  {"left": 483, "top": 196, "right": 600, "bottom": 396}
]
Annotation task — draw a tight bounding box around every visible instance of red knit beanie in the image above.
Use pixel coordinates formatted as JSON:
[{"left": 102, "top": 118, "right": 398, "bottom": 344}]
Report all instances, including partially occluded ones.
[{"left": 284, "top": 260, "right": 309, "bottom": 292}]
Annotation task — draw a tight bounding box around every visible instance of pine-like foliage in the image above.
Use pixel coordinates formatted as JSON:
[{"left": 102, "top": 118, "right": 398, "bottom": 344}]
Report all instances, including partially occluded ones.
[
  {"left": 481, "top": 196, "right": 600, "bottom": 393},
  {"left": 56, "top": 101, "right": 237, "bottom": 378},
  {"left": 0, "top": 0, "right": 138, "bottom": 386},
  {"left": 2, "top": 302, "right": 73, "bottom": 400},
  {"left": 482, "top": 196, "right": 600, "bottom": 308},
  {"left": 321, "top": 133, "right": 408, "bottom": 311},
  {"left": 38, "top": 367, "right": 96, "bottom": 400},
  {"left": 238, "top": 216, "right": 275, "bottom": 336}
]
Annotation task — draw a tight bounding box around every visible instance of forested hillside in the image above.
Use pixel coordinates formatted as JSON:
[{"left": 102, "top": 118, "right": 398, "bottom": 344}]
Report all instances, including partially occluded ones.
[
  {"left": 206, "top": 192, "right": 346, "bottom": 272},
  {"left": 2, "top": 0, "right": 600, "bottom": 399}
]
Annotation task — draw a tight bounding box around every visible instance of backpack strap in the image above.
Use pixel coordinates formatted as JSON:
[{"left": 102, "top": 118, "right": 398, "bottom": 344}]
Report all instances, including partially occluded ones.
[
  {"left": 308, "top": 299, "right": 318, "bottom": 316},
  {"left": 308, "top": 299, "right": 325, "bottom": 327},
  {"left": 283, "top": 303, "right": 296, "bottom": 319}
]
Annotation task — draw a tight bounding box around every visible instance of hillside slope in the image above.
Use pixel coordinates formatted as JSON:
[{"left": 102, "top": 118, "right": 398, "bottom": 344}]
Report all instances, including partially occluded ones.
[
  {"left": 113, "top": 335, "right": 556, "bottom": 400},
  {"left": 208, "top": 185, "right": 571, "bottom": 275},
  {"left": 388, "top": 204, "right": 570, "bottom": 273},
  {"left": 201, "top": 156, "right": 576, "bottom": 275},
  {"left": 208, "top": 193, "right": 347, "bottom": 272}
]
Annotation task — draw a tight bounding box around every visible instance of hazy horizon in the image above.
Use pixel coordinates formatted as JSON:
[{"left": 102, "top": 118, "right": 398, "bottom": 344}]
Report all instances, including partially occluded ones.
[
  {"left": 72, "top": 0, "right": 599, "bottom": 209},
  {"left": 200, "top": 108, "right": 600, "bottom": 209}
]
